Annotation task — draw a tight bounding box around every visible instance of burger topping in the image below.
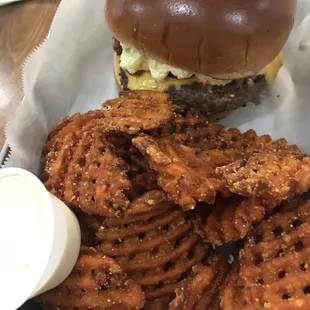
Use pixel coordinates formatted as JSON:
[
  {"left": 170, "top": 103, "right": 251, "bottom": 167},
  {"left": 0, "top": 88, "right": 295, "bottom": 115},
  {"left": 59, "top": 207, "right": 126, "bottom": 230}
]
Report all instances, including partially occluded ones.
[
  {"left": 118, "top": 43, "right": 283, "bottom": 88},
  {"left": 120, "top": 43, "right": 231, "bottom": 85}
]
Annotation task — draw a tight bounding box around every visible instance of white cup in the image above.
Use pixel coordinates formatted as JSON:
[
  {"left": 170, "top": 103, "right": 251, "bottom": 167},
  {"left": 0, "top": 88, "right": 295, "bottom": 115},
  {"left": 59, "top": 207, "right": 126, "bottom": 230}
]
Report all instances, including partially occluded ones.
[{"left": 0, "top": 168, "right": 81, "bottom": 310}]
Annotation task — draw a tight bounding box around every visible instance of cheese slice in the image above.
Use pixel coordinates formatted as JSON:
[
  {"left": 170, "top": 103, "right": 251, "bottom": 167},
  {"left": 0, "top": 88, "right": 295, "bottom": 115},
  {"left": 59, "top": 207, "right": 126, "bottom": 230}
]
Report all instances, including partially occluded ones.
[
  {"left": 261, "top": 52, "right": 283, "bottom": 85},
  {"left": 124, "top": 52, "right": 283, "bottom": 92}
]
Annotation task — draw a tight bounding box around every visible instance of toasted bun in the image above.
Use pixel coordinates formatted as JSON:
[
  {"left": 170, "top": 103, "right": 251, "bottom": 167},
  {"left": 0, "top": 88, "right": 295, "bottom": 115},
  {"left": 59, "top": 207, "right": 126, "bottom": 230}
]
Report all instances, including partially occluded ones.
[{"left": 106, "top": 0, "right": 297, "bottom": 79}]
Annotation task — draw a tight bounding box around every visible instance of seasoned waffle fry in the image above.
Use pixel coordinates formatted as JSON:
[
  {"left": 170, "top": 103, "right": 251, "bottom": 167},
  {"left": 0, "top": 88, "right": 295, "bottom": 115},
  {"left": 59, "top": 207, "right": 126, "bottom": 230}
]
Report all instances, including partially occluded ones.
[
  {"left": 218, "top": 153, "right": 310, "bottom": 202},
  {"left": 240, "top": 200, "right": 310, "bottom": 309},
  {"left": 37, "top": 247, "right": 145, "bottom": 310},
  {"left": 77, "top": 215, "right": 100, "bottom": 247},
  {"left": 220, "top": 200, "right": 310, "bottom": 310},
  {"left": 77, "top": 146, "right": 131, "bottom": 216},
  {"left": 199, "top": 128, "right": 302, "bottom": 159},
  {"left": 46, "top": 92, "right": 175, "bottom": 153},
  {"left": 125, "top": 190, "right": 168, "bottom": 215},
  {"left": 43, "top": 92, "right": 177, "bottom": 217},
  {"left": 160, "top": 114, "right": 234, "bottom": 151},
  {"left": 155, "top": 113, "right": 303, "bottom": 158},
  {"left": 94, "top": 191, "right": 212, "bottom": 306},
  {"left": 218, "top": 264, "right": 245, "bottom": 310},
  {"left": 123, "top": 145, "right": 151, "bottom": 179},
  {"left": 170, "top": 254, "right": 229, "bottom": 310},
  {"left": 149, "top": 113, "right": 218, "bottom": 140},
  {"left": 102, "top": 94, "right": 176, "bottom": 133},
  {"left": 44, "top": 110, "right": 107, "bottom": 154},
  {"left": 194, "top": 196, "right": 269, "bottom": 245},
  {"left": 120, "top": 90, "right": 172, "bottom": 105},
  {"left": 44, "top": 128, "right": 131, "bottom": 217},
  {"left": 240, "top": 199, "right": 310, "bottom": 265},
  {"left": 104, "top": 134, "right": 151, "bottom": 181},
  {"left": 143, "top": 297, "right": 171, "bottom": 310},
  {"left": 132, "top": 134, "right": 238, "bottom": 210}
]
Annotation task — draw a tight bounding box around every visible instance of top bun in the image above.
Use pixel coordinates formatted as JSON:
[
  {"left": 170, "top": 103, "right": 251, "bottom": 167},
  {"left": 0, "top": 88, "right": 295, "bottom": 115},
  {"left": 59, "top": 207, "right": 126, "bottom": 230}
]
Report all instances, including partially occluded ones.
[{"left": 105, "top": 0, "right": 297, "bottom": 80}]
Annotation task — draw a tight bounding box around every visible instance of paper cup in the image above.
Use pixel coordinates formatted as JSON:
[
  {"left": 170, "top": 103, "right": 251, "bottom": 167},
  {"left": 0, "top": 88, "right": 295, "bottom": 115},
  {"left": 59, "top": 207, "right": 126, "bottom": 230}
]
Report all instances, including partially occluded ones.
[{"left": 0, "top": 168, "right": 81, "bottom": 310}]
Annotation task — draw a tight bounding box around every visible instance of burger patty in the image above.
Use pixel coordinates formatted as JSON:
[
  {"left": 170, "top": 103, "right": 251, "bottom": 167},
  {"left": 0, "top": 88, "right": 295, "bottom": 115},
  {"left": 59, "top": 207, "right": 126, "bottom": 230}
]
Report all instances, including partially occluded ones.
[
  {"left": 166, "top": 75, "right": 267, "bottom": 120},
  {"left": 113, "top": 37, "right": 122, "bottom": 56},
  {"left": 119, "top": 68, "right": 267, "bottom": 120}
]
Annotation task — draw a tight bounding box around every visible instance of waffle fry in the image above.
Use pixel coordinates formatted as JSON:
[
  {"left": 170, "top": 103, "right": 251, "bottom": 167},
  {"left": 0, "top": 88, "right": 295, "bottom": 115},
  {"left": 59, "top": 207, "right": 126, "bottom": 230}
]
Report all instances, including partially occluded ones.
[
  {"left": 150, "top": 113, "right": 219, "bottom": 141},
  {"left": 170, "top": 254, "right": 229, "bottom": 310},
  {"left": 143, "top": 298, "right": 171, "bottom": 310},
  {"left": 37, "top": 247, "right": 145, "bottom": 310},
  {"left": 132, "top": 134, "right": 238, "bottom": 210},
  {"left": 120, "top": 90, "right": 173, "bottom": 105},
  {"left": 218, "top": 264, "right": 245, "bottom": 310},
  {"left": 124, "top": 166, "right": 160, "bottom": 201},
  {"left": 194, "top": 196, "right": 269, "bottom": 245},
  {"left": 45, "top": 92, "right": 175, "bottom": 153},
  {"left": 44, "top": 129, "right": 131, "bottom": 217},
  {"left": 123, "top": 145, "right": 151, "bottom": 179},
  {"left": 220, "top": 200, "right": 310, "bottom": 310},
  {"left": 218, "top": 152, "right": 310, "bottom": 202},
  {"left": 153, "top": 112, "right": 303, "bottom": 158},
  {"left": 160, "top": 113, "right": 239, "bottom": 151},
  {"left": 104, "top": 134, "right": 151, "bottom": 181},
  {"left": 125, "top": 190, "right": 168, "bottom": 215},
  {"left": 44, "top": 110, "right": 107, "bottom": 154},
  {"left": 102, "top": 92, "right": 177, "bottom": 133},
  {"left": 43, "top": 92, "right": 177, "bottom": 217},
  {"left": 94, "top": 191, "right": 212, "bottom": 306}
]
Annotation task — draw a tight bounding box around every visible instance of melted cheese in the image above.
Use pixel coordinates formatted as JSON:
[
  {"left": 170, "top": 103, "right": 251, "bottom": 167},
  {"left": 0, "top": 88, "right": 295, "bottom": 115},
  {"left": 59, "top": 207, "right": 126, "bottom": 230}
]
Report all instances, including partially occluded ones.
[
  {"left": 261, "top": 52, "right": 283, "bottom": 85},
  {"left": 125, "top": 53, "right": 283, "bottom": 92},
  {"left": 127, "top": 73, "right": 197, "bottom": 92}
]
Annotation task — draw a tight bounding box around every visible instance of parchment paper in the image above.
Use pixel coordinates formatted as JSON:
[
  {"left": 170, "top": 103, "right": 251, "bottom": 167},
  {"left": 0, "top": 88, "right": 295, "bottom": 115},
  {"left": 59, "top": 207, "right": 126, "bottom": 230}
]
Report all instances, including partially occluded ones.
[{"left": 3, "top": 0, "right": 310, "bottom": 176}]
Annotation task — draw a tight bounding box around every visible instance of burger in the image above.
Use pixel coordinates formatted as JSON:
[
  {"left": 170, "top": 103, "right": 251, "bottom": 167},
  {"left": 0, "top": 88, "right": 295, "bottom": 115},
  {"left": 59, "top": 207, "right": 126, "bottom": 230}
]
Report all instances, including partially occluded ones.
[{"left": 105, "top": 0, "right": 297, "bottom": 120}]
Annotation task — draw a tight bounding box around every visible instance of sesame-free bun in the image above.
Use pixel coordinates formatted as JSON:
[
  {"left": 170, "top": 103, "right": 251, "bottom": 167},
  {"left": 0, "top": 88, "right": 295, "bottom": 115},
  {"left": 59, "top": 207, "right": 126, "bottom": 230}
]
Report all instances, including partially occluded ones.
[{"left": 105, "top": 0, "right": 297, "bottom": 80}]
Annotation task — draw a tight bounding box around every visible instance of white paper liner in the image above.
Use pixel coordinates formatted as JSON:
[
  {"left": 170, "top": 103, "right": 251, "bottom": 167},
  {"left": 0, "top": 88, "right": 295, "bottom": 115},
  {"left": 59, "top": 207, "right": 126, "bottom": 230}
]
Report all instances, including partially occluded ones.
[
  {"left": 3, "top": 0, "right": 310, "bottom": 176},
  {"left": 0, "top": 144, "right": 11, "bottom": 169}
]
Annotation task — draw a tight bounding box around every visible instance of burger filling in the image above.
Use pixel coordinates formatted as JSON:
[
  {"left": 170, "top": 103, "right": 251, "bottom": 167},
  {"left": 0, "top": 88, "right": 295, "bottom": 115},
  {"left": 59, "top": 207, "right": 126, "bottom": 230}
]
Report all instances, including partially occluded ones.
[
  {"left": 120, "top": 43, "right": 231, "bottom": 86},
  {"left": 120, "top": 44, "right": 231, "bottom": 85},
  {"left": 114, "top": 39, "right": 283, "bottom": 119},
  {"left": 115, "top": 39, "right": 283, "bottom": 88}
]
